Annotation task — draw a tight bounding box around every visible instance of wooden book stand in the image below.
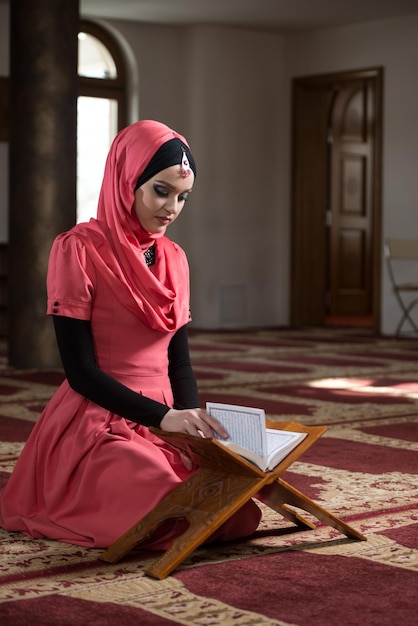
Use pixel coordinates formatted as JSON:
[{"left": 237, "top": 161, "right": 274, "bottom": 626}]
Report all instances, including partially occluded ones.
[{"left": 100, "top": 422, "right": 366, "bottom": 579}]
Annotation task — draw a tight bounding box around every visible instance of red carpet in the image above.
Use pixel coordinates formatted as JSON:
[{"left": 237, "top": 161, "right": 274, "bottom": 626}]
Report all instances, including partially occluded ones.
[{"left": 1, "top": 327, "right": 418, "bottom": 625}]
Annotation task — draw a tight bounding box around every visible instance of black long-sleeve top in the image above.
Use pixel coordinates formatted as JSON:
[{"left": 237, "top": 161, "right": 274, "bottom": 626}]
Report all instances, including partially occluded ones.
[{"left": 52, "top": 315, "right": 200, "bottom": 427}]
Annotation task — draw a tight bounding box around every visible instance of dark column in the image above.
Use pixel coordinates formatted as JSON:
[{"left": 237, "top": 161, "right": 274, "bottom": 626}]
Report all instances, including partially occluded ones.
[{"left": 9, "top": 0, "right": 79, "bottom": 368}]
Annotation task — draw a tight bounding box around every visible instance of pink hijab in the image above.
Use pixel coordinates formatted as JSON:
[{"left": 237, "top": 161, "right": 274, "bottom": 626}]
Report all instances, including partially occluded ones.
[{"left": 72, "top": 120, "right": 193, "bottom": 333}]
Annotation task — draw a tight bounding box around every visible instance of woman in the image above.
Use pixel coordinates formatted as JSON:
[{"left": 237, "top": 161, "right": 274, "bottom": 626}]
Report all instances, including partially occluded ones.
[{"left": 0, "top": 120, "right": 262, "bottom": 549}]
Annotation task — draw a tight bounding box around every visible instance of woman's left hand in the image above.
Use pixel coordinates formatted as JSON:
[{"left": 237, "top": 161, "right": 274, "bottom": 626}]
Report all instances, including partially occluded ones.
[{"left": 160, "top": 407, "right": 229, "bottom": 439}]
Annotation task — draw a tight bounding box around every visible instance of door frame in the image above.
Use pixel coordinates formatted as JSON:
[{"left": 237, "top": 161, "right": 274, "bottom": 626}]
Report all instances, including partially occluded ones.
[{"left": 290, "top": 67, "right": 383, "bottom": 332}]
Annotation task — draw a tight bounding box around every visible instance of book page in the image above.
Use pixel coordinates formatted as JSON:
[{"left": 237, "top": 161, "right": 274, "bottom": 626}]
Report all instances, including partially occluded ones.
[
  {"left": 206, "top": 402, "right": 266, "bottom": 459},
  {"left": 265, "top": 430, "right": 302, "bottom": 456},
  {"left": 265, "top": 429, "right": 307, "bottom": 466}
]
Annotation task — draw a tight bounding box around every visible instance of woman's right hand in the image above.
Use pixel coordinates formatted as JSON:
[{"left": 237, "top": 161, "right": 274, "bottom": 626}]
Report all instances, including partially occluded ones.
[{"left": 160, "top": 408, "right": 229, "bottom": 440}]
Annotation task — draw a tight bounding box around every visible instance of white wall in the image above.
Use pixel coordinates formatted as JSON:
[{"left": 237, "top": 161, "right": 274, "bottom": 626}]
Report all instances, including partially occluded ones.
[
  {"left": 2, "top": 10, "right": 418, "bottom": 333},
  {"left": 0, "top": 3, "right": 9, "bottom": 243},
  {"left": 284, "top": 13, "right": 418, "bottom": 334},
  {"left": 175, "top": 26, "right": 287, "bottom": 329}
]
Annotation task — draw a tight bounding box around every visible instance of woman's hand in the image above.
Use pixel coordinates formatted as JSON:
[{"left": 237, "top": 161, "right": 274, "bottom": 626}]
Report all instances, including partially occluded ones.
[{"left": 160, "top": 408, "right": 229, "bottom": 439}]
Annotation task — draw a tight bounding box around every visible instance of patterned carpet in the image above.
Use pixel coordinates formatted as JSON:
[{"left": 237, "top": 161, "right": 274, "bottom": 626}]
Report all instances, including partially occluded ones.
[{"left": 1, "top": 327, "right": 418, "bottom": 625}]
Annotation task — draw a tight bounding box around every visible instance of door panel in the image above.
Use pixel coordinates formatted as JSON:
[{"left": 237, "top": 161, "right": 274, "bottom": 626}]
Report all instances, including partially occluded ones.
[{"left": 328, "top": 81, "right": 374, "bottom": 315}]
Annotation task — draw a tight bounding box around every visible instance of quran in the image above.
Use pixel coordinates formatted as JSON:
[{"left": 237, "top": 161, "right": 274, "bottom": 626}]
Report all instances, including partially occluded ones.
[{"left": 206, "top": 402, "right": 307, "bottom": 471}]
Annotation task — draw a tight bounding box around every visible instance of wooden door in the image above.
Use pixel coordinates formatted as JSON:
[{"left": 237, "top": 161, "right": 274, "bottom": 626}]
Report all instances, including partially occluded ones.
[
  {"left": 327, "top": 80, "right": 374, "bottom": 315},
  {"left": 291, "top": 68, "right": 382, "bottom": 330}
]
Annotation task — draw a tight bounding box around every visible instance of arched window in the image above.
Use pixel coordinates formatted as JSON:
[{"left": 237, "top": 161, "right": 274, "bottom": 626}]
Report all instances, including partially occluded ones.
[{"left": 77, "top": 21, "right": 127, "bottom": 223}]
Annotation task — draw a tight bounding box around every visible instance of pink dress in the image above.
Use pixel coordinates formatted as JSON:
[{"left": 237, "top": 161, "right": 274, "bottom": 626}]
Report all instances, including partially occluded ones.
[
  {"left": 0, "top": 120, "right": 261, "bottom": 548},
  {"left": 0, "top": 230, "right": 261, "bottom": 548}
]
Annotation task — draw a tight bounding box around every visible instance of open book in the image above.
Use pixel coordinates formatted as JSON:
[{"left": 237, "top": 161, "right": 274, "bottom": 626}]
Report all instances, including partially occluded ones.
[{"left": 206, "top": 402, "right": 307, "bottom": 471}]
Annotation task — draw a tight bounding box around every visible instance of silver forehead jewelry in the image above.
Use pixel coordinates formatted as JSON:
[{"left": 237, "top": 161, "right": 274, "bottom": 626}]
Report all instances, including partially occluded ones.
[{"left": 180, "top": 150, "right": 192, "bottom": 178}]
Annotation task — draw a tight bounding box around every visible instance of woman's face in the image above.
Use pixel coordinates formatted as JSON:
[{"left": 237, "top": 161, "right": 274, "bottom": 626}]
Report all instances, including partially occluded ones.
[{"left": 134, "top": 165, "right": 194, "bottom": 234}]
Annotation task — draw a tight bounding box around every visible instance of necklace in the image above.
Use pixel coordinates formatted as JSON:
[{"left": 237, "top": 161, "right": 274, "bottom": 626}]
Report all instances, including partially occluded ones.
[{"left": 143, "top": 243, "right": 156, "bottom": 267}]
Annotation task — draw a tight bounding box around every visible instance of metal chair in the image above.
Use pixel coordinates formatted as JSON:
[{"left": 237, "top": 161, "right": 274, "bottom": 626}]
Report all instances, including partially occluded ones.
[{"left": 385, "top": 239, "right": 418, "bottom": 336}]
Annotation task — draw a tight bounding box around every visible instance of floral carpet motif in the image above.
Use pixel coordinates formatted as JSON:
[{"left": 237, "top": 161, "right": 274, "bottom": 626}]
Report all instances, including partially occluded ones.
[{"left": 1, "top": 327, "right": 418, "bottom": 625}]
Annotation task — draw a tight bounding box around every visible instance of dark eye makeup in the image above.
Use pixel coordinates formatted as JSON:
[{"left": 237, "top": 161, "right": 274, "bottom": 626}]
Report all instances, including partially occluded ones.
[
  {"left": 153, "top": 184, "right": 168, "bottom": 197},
  {"left": 153, "top": 184, "right": 190, "bottom": 202}
]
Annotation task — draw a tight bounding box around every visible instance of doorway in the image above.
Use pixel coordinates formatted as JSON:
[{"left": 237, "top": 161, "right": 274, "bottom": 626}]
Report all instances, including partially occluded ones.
[{"left": 290, "top": 68, "right": 383, "bottom": 331}]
